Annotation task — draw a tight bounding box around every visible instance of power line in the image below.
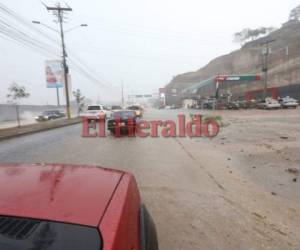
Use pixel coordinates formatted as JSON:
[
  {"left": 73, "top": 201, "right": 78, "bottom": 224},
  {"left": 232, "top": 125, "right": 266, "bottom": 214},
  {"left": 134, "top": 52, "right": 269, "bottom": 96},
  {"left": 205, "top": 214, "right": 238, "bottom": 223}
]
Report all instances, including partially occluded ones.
[
  {"left": 0, "top": 3, "right": 59, "bottom": 44},
  {"left": 70, "top": 44, "right": 204, "bottom": 63},
  {"left": 0, "top": 2, "right": 117, "bottom": 95},
  {"left": 0, "top": 3, "right": 61, "bottom": 57},
  {"left": 68, "top": 57, "right": 116, "bottom": 90},
  {"left": 68, "top": 51, "right": 117, "bottom": 87},
  {"left": 0, "top": 23, "right": 60, "bottom": 57},
  {"left": 0, "top": 18, "right": 60, "bottom": 54},
  {"left": 71, "top": 14, "right": 227, "bottom": 42}
]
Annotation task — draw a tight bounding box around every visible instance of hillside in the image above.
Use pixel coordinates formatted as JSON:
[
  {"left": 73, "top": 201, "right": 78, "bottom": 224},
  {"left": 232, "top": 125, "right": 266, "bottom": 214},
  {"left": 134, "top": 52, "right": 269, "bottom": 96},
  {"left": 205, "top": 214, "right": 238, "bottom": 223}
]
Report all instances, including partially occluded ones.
[{"left": 166, "top": 20, "right": 300, "bottom": 92}]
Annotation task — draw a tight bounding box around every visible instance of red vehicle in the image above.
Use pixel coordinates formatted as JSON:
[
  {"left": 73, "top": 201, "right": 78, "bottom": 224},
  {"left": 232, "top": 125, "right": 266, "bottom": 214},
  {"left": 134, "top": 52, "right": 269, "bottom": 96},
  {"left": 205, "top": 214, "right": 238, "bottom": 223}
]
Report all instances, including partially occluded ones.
[{"left": 0, "top": 163, "right": 158, "bottom": 250}]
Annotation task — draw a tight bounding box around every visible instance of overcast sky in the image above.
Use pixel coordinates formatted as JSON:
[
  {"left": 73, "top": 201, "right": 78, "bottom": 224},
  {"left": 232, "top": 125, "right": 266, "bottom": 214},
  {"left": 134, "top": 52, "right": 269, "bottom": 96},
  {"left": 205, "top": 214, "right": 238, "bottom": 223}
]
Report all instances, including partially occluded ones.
[{"left": 0, "top": 0, "right": 298, "bottom": 105}]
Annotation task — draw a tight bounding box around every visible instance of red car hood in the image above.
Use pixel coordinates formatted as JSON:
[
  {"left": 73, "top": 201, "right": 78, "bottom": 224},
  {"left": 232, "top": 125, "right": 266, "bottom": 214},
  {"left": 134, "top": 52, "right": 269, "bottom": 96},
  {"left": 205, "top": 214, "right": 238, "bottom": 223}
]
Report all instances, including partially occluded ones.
[{"left": 0, "top": 163, "right": 123, "bottom": 227}]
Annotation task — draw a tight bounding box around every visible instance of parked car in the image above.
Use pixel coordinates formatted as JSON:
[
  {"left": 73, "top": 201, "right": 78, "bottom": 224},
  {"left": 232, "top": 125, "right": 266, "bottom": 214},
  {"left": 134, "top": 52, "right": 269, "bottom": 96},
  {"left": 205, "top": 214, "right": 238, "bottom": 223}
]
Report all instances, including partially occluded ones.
[
  {"left": 81, "top": 105, "right": 109, "bottom": 119},
  {"left": 0, "top": 163, "right": 158, "bottom": 250},
  {"left": 237, "top": 100, "right": 248, "bottom": 109},
  {"left": 238, "top": 100, "right": 257, "bottom": 109},
  {"left": 202, "top": 99, "right": 215, "bottom": 109},
  {"left": 216, "top": 101, "right": 228, "bottom": 110},
  {"left": 108, "top": 110, "right": 138, "bottom": 135},
  {"left": 127, "top": 105, "right": 144, "bottom": 118},
  {"left": 279, "top": 96, "right": 298, "bottom": 109},
  {"left": 227, "top": 101, "right": 240, "bottom": 110},
  {"left": 35, "top": 110, "right": 65, "bottom": 122},
  {"left": 257, "top": 98, "right": 281, "bottom": 109}
]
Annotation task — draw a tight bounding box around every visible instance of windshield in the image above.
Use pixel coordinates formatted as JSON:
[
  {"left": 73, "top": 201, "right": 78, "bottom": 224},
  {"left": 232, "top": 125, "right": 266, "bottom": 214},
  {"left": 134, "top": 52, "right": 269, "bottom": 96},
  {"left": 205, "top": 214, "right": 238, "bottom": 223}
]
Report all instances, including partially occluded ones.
[
  {"left": 0, "top": 216, "right": 101, "bottom": 250},
  {"left": 42, "top": 111, "right": 56, "bottom": 115},
  {"left": 87, "top": 106, "right": 101, "bottom": 111},
  {"left": 111, "top": 106, "right": 122, "bottom": 110},
  {"left": 112, "top": 111, "right": 135, "bottom": 119},
  {"left": 127, "top": 106, "right": 140, "bottom": 110}
]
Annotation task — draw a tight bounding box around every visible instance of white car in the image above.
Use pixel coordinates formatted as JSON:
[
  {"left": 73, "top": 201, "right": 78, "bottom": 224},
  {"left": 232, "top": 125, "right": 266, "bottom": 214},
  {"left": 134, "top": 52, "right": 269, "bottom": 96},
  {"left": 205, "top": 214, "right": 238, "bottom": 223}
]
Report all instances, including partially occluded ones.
[
  {"left": 80, "top": 105, "right": 110, "bottom": 119},
  {"left": 257, "top": 98, "right": 281, "bottom": 109},
  {"left": 265, "top": 98, "right": 281, "bottom": 109},
  {"left": 280, "top": 96, "right": 298, "bottom": 109}
]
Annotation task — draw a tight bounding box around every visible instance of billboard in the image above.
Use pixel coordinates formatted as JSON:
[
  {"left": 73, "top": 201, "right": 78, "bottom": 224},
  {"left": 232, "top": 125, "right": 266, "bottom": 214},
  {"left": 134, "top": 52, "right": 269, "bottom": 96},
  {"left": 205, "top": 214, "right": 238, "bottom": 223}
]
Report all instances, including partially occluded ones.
[
  {"left": 215, "top": 74, "right": 262, "bottom": 83},
  {"left": 45, "top": 60, "right": 64, "bottom": 88}
]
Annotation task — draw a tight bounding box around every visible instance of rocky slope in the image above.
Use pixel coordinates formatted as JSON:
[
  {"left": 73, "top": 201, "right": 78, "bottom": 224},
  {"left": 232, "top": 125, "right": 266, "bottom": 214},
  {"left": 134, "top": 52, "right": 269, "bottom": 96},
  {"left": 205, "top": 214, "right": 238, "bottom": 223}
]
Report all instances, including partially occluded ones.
[{"left": 166, "top": 21, "right": 300, "bottom": 92}]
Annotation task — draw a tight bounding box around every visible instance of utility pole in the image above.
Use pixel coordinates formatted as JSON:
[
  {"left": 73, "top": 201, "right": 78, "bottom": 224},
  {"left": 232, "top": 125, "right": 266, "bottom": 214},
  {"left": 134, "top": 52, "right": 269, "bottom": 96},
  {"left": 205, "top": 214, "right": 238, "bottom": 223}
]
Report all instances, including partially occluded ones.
[
  {"left": 286, "top": 45, "right": 292, "bottom": 85},
  {"left": 45, "top": 3, "right": 72, "bottom": 119},
  {"left": 261, "top": 39, "right": 275, "bottom": 99},
  {"left": 121, "top": 82, "right": 124, "bottom": 108}
]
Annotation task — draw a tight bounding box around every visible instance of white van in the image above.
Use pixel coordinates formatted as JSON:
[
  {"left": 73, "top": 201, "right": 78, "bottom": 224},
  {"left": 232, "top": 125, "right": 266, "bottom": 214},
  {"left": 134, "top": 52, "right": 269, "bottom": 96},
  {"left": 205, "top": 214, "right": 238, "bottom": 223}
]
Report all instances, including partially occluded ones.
[{"left": 80, "top": 105, "right": 110, "bottom": 119}]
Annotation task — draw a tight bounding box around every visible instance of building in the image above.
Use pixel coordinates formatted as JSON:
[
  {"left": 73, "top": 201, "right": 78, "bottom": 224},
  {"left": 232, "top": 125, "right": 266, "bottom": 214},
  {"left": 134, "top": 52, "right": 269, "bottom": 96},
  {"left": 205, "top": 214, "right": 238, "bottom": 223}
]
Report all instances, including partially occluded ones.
[{"left": 164, "top": 73, "right": 300, "bottom": 106}]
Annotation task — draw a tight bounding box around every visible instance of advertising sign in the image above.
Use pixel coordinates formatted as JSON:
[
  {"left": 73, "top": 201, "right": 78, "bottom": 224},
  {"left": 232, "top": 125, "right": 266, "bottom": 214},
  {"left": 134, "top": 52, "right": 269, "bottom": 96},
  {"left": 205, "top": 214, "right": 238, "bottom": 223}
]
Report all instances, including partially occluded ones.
[
  {"left": 45, "top": 60, "right": 64, "bottom": 88},
  {"left": 215, "top": 75, "right": 262, "bottom": 83}
]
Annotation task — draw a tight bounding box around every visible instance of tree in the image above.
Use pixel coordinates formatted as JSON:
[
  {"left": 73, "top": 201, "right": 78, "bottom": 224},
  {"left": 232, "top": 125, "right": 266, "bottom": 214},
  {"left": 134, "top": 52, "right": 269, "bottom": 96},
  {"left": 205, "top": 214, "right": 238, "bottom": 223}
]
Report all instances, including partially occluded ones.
[
  {"left": 289, "top": 5, "right": 300, "bottom": 21},
  {"left": 234, "top": 27, "right": 276, "bottom": 46},
  {"left": 72, "top": 89, "right": 85, "bottom": 116},
  {"left": 6, "top": 82, "right": 30, "bottom": 127},
  {"left": 234, "top": 28, "right": 250, "bottom": 45}
]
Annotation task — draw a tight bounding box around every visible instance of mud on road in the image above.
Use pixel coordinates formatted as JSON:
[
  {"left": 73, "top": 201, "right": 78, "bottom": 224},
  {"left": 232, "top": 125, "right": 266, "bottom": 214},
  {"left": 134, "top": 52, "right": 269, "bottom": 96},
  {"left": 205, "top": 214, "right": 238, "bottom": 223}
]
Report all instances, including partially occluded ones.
[
  {"left": 171, "top": 108, "right": 300, "bottom": 250},
  {"left": 0, "top": 108, "right": 299, "bottom": 249}
]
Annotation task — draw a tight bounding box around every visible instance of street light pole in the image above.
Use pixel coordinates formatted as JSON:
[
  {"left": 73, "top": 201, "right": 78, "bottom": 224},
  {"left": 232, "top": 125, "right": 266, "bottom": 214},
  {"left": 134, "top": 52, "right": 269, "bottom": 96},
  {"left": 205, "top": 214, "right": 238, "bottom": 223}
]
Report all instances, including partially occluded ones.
[
  {"left": 34, "top": 3, "right": 87, "bottom": 115},
  {"left": 32, "top": 21, "right": 59, "bottom": 33},
  {"left": 65, "top": 24, "right": 88, "bottom": 33},
  {"left": 45, "top": 3, "right": 72, "bottom": 119},
  {"left": 33, "top": 20, "right": 86, "bottom": 108}
]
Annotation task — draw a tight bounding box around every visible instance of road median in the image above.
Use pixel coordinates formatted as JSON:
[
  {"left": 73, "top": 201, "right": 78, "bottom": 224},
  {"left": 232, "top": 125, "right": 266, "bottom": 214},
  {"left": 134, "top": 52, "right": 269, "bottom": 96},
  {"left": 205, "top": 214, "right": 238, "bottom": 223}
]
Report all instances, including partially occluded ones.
[{"left": 0, "top": 117, "right": 81, "bottom": 141}]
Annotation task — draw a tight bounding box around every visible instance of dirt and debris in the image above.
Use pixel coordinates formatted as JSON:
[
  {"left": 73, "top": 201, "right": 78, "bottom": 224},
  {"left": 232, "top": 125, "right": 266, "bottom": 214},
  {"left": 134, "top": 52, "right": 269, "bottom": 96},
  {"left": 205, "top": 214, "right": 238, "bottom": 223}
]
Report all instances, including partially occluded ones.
[
  {"left": 286, "top": 168, "right": 300, "bottom": 175},
  {"left": 280, "top": 136, "right": 289, "bottom": 140},
  {"left": 175, "top": 108, "right": 300, "bottom": 249}
]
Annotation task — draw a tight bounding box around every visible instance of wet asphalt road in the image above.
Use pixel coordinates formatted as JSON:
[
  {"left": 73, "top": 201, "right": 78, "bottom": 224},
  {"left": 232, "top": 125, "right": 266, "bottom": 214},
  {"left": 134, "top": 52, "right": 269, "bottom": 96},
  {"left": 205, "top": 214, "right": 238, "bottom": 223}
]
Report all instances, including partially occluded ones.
[
  {"left": 0, "top": 109, "right": 216, "bottom": 249},
  {"left": 0, "top": 109, "right": 299, "bottom": 250},
  {"left": 0, "top": 109, "right": 187, "bottom": 166}
]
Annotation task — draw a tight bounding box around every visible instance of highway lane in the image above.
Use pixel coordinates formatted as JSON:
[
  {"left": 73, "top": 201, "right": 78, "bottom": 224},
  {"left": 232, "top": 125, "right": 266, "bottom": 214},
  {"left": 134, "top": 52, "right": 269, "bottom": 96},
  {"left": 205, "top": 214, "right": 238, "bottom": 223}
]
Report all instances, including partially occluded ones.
[{"left": 0, "top": 109, "right": 299, "bottom": 250}]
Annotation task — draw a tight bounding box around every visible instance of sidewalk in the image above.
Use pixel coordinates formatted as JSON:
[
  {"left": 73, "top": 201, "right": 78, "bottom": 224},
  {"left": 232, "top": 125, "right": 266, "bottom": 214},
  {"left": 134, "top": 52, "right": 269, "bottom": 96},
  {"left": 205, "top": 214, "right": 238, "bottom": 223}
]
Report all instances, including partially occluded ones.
[
  {"left": 0, "top": 119, "right": 37, "bottom": 129},
  {"left": 0, "top": 117, "right": 81, "bottom": 141}
]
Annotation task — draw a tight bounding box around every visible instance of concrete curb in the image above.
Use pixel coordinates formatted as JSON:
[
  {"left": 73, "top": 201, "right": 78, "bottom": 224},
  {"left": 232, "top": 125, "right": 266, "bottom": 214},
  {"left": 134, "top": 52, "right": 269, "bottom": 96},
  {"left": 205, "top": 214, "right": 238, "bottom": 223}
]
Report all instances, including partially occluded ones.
[{"left": 0, "top": 117, "right": 81, "bottom": 141}]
